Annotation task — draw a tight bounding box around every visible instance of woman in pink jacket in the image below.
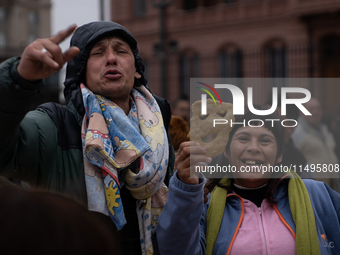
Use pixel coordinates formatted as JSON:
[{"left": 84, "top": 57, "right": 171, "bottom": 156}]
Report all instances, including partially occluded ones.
[{"left": 157, "top": 109, "right": 340, "bottom": 255}]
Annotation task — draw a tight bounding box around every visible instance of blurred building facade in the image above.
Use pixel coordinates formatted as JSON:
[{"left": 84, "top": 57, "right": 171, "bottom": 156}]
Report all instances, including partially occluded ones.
[
  {"left": 0, "top": 0, "right": 58, "bottom": 108},
  {"left": 110, "top": 0, "right": 340, "bottom": 115}
]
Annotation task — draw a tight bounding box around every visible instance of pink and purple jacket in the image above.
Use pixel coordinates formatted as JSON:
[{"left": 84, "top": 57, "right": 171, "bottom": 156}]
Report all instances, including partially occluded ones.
[{"left": 156, "top": 173, "right": 340, "bottom": 255}]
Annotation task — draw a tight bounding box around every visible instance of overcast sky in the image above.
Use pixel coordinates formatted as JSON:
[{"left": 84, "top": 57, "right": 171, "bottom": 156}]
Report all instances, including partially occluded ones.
[
  {"left": 51, "top": 0, "right": 100, "bottom": 51},
  {"left": 51, "top": 0, "right": 100, "bottom": 100}
]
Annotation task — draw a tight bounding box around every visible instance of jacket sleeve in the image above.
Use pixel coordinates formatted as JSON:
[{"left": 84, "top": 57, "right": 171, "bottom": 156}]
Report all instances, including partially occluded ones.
[
  {"left": 304, "top": 179, "right": 340, "bottom": 221},
  {"left": 0, "top": 57, "right": 58, "bottom": 185},
  {"left": 325, "top": 183, "right": 340, "bottom": 222},
  {"left": 156, "top": 172, "right": 207, "bottom": 255}
]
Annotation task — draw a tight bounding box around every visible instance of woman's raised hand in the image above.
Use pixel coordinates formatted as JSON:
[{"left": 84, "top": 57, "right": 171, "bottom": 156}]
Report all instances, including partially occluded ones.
[{"left": 175, "top": 141, "right": 211, "bottom": 185}]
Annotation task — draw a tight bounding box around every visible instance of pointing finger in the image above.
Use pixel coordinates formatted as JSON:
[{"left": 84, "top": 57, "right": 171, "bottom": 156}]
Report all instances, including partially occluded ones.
[{"left": 50, "top": 24, "right": 77, "bottom": 45}]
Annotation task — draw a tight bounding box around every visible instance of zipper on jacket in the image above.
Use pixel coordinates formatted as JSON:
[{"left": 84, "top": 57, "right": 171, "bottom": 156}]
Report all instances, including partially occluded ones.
[
  {"left": 258, "top": 207, "right": 268, "bottom": 255},
  {"left": 226, "top": 194, "right": 244, "bottom": 255}
]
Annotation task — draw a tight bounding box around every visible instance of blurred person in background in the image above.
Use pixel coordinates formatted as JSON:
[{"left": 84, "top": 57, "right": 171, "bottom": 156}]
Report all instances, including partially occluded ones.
[
  {"left": 291, "top": 98, "right": 339, "bottom": 191},
  {"left": 171, "top": 94, "right": 190, "bottom": 123},
  {"left": 0, "top": 21, "right": 175, "bottom": 255}
]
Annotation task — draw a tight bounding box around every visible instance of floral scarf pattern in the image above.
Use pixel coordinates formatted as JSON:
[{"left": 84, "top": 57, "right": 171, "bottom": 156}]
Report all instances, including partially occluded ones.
[{"left": 81, "top": 84, "right": 169, "bottom": 255}]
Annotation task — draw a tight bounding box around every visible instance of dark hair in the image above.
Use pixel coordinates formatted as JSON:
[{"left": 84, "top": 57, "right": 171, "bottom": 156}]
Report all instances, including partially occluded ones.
[
  {"left": 206, "top": 106, "right": 285, "bottom": 204},
  {"left": 0, "top": 188, "right": 122, "bottom": 255},
  {"left": 169, "top": 115, "right": 190, "bottom": 151}
]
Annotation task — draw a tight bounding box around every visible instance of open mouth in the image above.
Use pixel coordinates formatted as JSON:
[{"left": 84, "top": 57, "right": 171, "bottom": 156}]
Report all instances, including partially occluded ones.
[{"left": 241, "top": 159, "right": 263, "bottom": 166}]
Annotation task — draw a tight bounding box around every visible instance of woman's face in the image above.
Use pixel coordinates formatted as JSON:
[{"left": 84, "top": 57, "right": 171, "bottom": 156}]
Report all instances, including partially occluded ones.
[{"left": 225, "top": 126, "right": 282, "bottom": 188}]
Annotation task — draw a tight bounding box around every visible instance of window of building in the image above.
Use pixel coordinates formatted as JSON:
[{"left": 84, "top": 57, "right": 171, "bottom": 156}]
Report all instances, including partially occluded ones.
[
  {"left": 203, "top": 0, "right": 219, "bottom": 7},
  {"left": 179, "top": 52, "right": 200, "bottom": 95},
  {"left": 319, "top": 35, "right": 340, "bottom": 77},
  {"left": 0, "top": 7, "right": 7, "bottom": 48},
  {"left": 183, "top": 0, "right": 197, "bottom": 10},
  {"left": 266, "top": 41, "right": 286, "bottom": 77},
  {"left": 28, "top": 11, "right": 40, "bottom": 44},
  {"left": 219, "top": 46, "right": 243, "bottom": 77},
  {"left": 224, "top": 0, "right": 234, "bottom": 4},
  {"left": 320, "top": 35, "right": 340, "bottom": 60},
  {"left": 134, "top": 0, "right": 147, "bottom": 17}
]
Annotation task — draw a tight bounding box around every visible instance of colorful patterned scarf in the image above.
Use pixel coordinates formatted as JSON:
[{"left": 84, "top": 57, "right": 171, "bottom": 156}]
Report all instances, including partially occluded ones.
[{"left": 81, "top": 84, "right": 169, "bottom": 255}]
